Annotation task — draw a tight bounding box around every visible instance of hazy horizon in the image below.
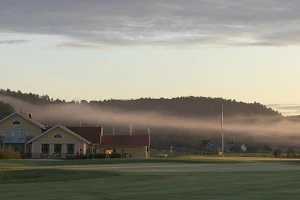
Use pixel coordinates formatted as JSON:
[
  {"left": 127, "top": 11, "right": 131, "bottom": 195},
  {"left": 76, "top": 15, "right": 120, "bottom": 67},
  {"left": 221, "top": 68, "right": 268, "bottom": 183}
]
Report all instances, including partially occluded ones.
[
  {"left": 2, "top": 95, "right": 300, "bottom": 147},
  {"left": 0, "top": 89, "right": 299, "bottom": 117},
  {"left": 1, "top": 1, "right": 300, "bottom": 116}
]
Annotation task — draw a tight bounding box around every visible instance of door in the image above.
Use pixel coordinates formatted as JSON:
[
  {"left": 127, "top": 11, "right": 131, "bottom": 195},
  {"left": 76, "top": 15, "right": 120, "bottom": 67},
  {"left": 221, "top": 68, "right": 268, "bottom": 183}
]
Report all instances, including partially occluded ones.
[{"left": 54, "top": 144, "right": 62, "bottom": 154}]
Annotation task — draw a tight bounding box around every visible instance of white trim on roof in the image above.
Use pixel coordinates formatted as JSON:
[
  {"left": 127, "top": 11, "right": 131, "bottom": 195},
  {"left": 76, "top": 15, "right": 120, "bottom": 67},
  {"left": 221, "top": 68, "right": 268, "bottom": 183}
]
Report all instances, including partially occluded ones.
[
  {"left": 100, "top": 145, "right": 148, "bottom": 147},
  {"left": 0, "top": 112, "right": 46, "bottom": 129},
  {"left": 27, "top": 124, "right": 91, "bottom": 144}
]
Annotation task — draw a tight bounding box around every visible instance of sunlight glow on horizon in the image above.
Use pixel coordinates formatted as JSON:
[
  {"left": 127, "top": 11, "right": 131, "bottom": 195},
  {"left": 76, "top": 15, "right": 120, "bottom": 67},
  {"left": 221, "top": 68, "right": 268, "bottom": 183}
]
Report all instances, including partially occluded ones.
[
  {"left": 1, "top": 35, "right": 300, "bottom": 106},
  {"left": 1, "top": 0, "right": 300, "bottom": 116}
]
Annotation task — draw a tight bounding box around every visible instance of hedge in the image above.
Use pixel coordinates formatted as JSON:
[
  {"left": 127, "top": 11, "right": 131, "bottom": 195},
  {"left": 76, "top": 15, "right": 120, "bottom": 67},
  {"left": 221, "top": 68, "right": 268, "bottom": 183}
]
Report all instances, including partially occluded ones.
[{"left": 0, "top": 146, "right": 20, "bottom": 159}]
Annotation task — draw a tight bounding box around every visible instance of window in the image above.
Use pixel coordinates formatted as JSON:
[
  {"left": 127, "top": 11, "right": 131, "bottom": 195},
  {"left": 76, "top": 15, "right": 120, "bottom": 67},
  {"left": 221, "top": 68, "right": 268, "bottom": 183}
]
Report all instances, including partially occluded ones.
[
  {"left": 90, "top": 145, "right": 97, "bottom": 153},
  {"left": 53, "top": 133, "right": 63, "bottom": 139},
  {"left": 66, "top": 144, "right": 75, "bottom": 154},
  {"left": 11, "top": 130, "right": 16, "bottom": 137},
  {"left": 4, "top": 129, "right": 28, "bottom": 138},
  {"left": 41, "top": 144, "right": 50, "bottom": 153},
  {"left": 12, "top": 120, "right": 21, "bottom": 125}
]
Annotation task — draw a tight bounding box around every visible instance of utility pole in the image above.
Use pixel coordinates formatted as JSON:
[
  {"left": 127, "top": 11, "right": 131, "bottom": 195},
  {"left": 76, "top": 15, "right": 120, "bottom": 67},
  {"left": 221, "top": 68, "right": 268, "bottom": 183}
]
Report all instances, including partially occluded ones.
[
  {"left": 221, "top": 104, "right": 224, "bottom": 160},
  {"left": 129, "top": 118, "right": 132, "bottom": 136},
  {"left": 148, "top": 120, "right": 151, "bottom": 159},
  {"left": 112, "top": 118, "right": 115, "bottom": 136}
]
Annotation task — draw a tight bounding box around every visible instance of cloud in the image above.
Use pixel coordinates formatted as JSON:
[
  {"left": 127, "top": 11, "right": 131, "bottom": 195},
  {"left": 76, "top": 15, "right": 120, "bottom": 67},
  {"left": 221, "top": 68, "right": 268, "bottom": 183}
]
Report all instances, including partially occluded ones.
[
  {"left": 55, "top": 42, "right": 108, "bottom": 49},
  {"left": 267, "top": 104, "right": 300, "bottom": 116},
  {"left": 0, "top": 39, "right": 28, "bottom": 44},
  {"left": 1, "top": 0, "right": 300, "bottom": 47}
]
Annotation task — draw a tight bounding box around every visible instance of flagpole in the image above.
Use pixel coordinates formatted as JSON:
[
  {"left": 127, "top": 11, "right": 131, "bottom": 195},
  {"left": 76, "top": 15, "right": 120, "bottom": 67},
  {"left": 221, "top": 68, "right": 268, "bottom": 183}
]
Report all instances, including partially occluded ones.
[
  {"left": 129, "top": 117, "right": 132, "bottom": 136},
  {"left": 148, "top": 120, "right": 151, "bottom": 158},
  {"left": 112, "top": 117, "right": 115, "bottom": 136},
  {"left": 221, "top": 104, "right": 224, "bottom": 160}
]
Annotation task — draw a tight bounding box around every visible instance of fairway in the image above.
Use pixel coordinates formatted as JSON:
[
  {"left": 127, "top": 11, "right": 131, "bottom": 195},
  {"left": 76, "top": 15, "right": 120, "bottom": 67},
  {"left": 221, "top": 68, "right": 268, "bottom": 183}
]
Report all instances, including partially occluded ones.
[
  {"left": 1, "top": 159, "right": 300, "bottom": 200},
  {"left": 19, "top": 162, "right": 300, "bottom": 173}
]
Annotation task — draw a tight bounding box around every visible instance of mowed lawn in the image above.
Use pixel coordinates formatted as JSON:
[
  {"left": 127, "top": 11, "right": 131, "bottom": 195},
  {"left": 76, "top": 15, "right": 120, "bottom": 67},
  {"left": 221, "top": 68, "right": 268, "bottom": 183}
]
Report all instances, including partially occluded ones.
[{"left": 1, "top": 159, "right": 300, "bottom": 200}]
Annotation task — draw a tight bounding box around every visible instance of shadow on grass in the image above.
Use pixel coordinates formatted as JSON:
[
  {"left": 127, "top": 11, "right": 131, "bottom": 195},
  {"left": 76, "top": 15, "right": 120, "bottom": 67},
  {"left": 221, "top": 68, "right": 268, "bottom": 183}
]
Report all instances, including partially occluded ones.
[
  {"left": 0, "top": 158, "right": 243, "bottom": 167},
  {"left": 0, "top": 169, "right": 120, "bottom": 184}
]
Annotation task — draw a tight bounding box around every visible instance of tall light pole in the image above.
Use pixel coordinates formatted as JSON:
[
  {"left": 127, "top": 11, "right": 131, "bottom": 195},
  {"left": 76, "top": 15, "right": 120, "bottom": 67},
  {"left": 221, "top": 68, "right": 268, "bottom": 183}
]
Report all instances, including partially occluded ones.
[
  {"left": 221, "top": 104, "right": 224, "bottom": 160},
  {"left": 28, "top": 84, "right": 32, "bottom": 114},
  {"left": 112, "top": 117, "right": 115, "bottom": 136},
  {"left": 148, "top": 120, "right": 151, "bottom": 159}
]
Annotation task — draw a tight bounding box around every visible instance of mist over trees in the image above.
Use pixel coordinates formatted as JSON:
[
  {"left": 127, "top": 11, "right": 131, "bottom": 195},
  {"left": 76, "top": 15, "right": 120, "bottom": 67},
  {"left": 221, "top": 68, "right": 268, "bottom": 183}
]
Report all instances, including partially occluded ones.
[
  {"left": 0, "top": 89, "right": 288, "bottom": 150},
  {"left": 0, "top": 89, "right": 281, "bottom": 118},
  {"left": 0, "top": 101, "right": 15, "bottom": 120}
]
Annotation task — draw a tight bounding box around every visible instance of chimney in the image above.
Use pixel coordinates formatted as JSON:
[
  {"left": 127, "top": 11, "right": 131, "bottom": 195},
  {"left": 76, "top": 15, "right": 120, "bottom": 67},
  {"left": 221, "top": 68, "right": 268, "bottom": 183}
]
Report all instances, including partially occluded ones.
[{"left": 29, "top": 114, "right": 32, "bottom": 119}]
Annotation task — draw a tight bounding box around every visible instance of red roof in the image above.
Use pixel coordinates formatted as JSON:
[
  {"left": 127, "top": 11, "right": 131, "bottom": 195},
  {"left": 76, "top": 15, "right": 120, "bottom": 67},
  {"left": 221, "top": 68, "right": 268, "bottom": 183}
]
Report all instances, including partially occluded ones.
[
  {"left": 101, "top": 135, "right": 149, "bottom": 146},
  {"left": 67, "top": 127, "right": 102, "bottom": 143}
]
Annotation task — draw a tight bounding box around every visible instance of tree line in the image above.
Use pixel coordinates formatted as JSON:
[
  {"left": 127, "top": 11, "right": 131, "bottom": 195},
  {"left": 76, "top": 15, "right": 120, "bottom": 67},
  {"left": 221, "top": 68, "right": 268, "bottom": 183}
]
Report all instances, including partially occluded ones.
[
  {"left": 0, "top": 89, "right": 281, "bottom": 118},
  {"left": 0, "top": 88, "right": 287, "bottom": 150}
]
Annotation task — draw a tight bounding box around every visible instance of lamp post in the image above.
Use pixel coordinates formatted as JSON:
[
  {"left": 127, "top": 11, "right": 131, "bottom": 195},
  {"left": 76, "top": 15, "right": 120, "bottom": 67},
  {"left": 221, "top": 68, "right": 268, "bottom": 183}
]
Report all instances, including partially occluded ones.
[
  {"left": 92, "top": 144, "right": 95, "bottom": 160},
  {"left": 221, "top": 104, "right": 224, "bottom": 161}
]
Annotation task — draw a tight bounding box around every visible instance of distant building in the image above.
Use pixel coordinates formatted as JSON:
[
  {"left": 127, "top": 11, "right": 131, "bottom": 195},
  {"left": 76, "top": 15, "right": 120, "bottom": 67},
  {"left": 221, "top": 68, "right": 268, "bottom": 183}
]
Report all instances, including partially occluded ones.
[
  {"left": 200, "top": 140, "right": 221, "bottom": 154},
  {"left": 225, "top": 143, "right": 247, "bottom": 153},
  {"left": 172, "top": 146, "right": 186, "bottom": 154},
  {"left": 99, "top": 135, "right": 150, "bottom": 159},
  {"left": 200, "top": 140, "right": 248, "bottom": 154}
]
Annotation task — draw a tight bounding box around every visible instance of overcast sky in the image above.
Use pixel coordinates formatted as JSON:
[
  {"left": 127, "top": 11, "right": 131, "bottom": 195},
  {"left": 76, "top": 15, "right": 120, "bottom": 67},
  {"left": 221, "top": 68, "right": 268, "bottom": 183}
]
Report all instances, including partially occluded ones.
[{"left": 1, "top": 0, "right": 300, "bottom": 115}]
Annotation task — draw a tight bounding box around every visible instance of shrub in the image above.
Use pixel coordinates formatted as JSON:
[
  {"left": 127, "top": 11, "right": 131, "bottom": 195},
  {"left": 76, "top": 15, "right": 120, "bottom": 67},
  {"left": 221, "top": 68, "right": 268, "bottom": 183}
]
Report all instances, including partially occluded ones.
[
  {"left": 229, "top": 146, "right": 241, "bottom": 153},
  {"left": 111, "top": 153, "right": 122, "bottom": 158},
  {"left": 273, "top": 149, "right": 282, "bottom": 157},
  {"left": 246, "top": 146, "right": 258, "bottom": 153},
  {"left": 93, "top": 154, "right": 105, "bottom": 159},
  {"left": 65, "top": 154, "right": 88, "bottom": 159},
  {"left": 0, "top": 146, "right": 20, "bottom": 159},
  {"left": 263, "top": 145, "right": 272, "bottom": 152},
  {"left": 65, "top": 153, "right": 107, "bottom": 160},
  {"left": 287, "top": 148, "right": 295, "bottom": 158},
  {"left": 74, "top": 155, "right": 88, "bottom": 159}
]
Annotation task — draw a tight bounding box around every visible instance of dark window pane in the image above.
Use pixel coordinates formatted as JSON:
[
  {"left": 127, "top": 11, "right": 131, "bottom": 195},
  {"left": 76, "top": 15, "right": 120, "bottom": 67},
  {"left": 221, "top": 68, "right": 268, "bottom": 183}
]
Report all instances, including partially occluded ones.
[
  {"left": 67, "top": 144, "right": 74, "bottom": 154},
  {"left": 41, "top": 144, "right": 49, "bottom": 153}
]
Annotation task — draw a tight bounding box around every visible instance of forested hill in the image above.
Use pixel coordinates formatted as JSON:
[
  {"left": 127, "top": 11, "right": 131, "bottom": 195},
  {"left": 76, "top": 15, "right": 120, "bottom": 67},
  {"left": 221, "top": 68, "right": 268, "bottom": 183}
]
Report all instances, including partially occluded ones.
[
  {"left": 0, "top": 89, "right": 286, "bottom": 149},
  {"left": 0, "top": 89, "right": 281, "bottom": 118},
  {"left": 0, "top": 101, "right": 15, "bottom": 120}
]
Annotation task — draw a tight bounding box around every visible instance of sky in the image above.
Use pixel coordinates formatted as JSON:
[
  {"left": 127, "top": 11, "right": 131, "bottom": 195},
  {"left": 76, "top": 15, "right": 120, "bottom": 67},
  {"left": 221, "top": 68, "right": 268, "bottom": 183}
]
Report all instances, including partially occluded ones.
[{"left": 1, "top": 0, "right": 300, "bottom": 116}]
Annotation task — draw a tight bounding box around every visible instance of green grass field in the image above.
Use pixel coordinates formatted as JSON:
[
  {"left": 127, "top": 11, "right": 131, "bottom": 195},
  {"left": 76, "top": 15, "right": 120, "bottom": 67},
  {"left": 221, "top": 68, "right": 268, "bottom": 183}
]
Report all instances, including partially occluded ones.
[{"left": 1, "top": 156, "right": 300, "bottom": 200}]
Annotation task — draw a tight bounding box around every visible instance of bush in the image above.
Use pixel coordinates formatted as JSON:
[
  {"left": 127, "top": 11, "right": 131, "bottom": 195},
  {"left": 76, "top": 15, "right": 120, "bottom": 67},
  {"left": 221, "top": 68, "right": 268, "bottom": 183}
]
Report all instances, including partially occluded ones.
[
  {"left": 287, "top": 148, "right": 295, "bottom": 158},
  {"left": 74, "top": 155, "right": 88, "bottom": 159},
  {"left": 229, "top": 146, "right": 241, "bottom": 153},
  {"left": 93, "top": 154, "right": 105, "bottom": 159},
  {"left": 111, "top": 153, "right": 122, "bottom": 158},
  {"left": 65, "top": 153, "right": 106, "bottom": 159},
  {"left": 65, "top": 154, "right": 88, "bottom": 159},
  {"left": 263, "top": 145, "right": 272, "bottom": 152},
  {"left": 246, "top": 146, "right": 258, "bottom": 153},
  {"left": 273, "top": 149, "right": 282, "bottom": 157},
  {"left": 65, "top": 153, "right": 116, "bottom": 160},
  {"left": 0, "top": 146, "right": 20, "bottom": 159}
]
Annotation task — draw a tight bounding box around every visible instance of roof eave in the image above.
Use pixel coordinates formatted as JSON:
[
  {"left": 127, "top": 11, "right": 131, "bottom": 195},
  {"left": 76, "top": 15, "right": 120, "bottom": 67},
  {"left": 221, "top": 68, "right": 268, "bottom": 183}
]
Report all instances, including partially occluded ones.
[
  {"left": 27, "top": 124, "right": 92, "bottom": 144},
  {"left": 100, "top": 144, "right": 149, "bottom": 147},
  {"left": 0, "top": 112, "right": 46, "bottom": 129}
]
